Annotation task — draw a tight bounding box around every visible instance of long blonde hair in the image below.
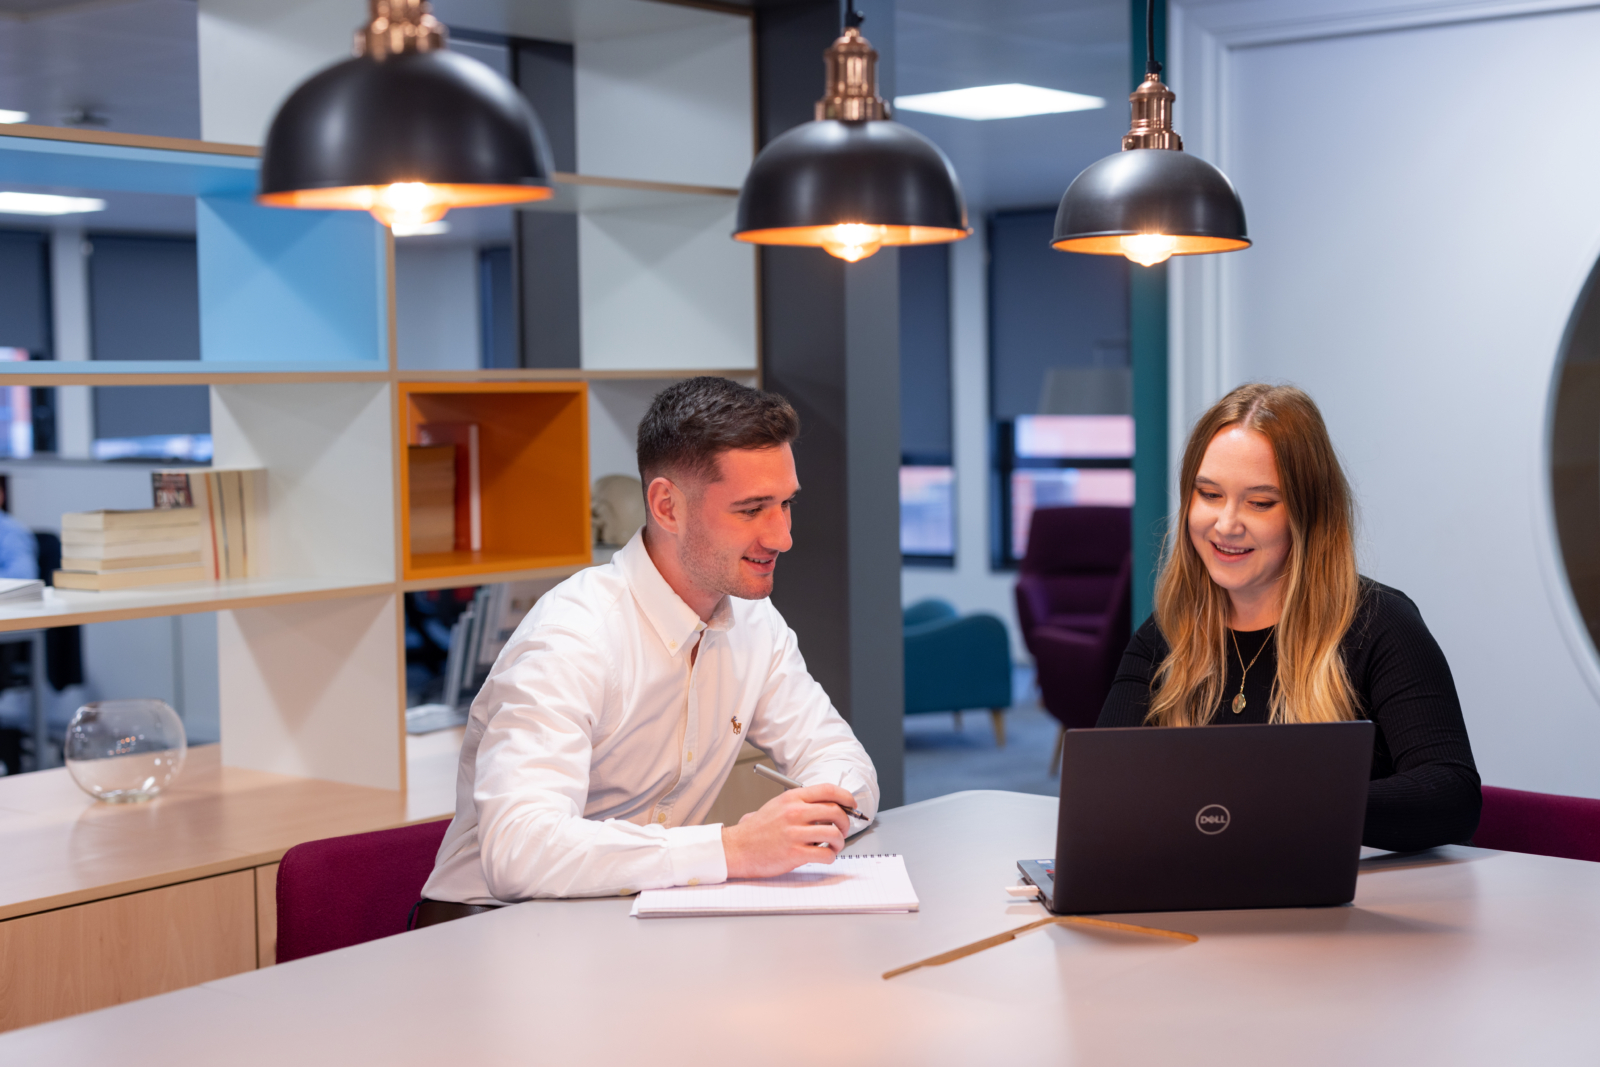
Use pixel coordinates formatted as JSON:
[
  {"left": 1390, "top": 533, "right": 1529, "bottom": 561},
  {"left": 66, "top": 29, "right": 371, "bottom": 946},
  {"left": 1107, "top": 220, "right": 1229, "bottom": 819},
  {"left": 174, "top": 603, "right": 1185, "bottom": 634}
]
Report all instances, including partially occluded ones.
[{"left": 1148, "top": 383, "right": 1360, "bottom": 726}]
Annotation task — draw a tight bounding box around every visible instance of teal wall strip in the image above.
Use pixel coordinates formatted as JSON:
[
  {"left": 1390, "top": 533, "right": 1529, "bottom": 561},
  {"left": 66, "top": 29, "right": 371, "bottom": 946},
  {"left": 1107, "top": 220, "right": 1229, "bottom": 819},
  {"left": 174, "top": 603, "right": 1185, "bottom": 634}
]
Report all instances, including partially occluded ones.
[
  {"left": 1129, "top": 0, "right": 1169, "bottom": 628},
  {"left": 1130, "top": 263, "right": 1168, "bottom": 627}
]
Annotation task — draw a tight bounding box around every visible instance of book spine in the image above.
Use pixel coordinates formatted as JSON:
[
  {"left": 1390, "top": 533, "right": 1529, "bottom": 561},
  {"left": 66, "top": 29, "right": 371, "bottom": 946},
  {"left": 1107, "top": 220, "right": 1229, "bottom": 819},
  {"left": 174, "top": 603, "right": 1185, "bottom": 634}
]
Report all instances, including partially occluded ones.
[
  {"left": 192, "top": 473, "right": 218, "bottom": 581},
  {"left": 242, "top": 468, "right": 268, "bottom": 578},
  {"left": 468, "top": 424, "right": 481, "bottom": 553},
  {"left": 221, "top": 470, "right": 245, "bottom": 581},
  {"left": 206, "top": 471, "right": 228, "bottom": 582}
]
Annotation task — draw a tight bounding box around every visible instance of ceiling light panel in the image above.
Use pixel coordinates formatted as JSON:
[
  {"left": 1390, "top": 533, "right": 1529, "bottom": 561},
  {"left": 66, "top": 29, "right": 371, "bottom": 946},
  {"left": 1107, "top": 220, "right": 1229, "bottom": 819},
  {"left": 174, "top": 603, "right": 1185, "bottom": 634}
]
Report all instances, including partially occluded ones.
[
  {"left": 0, "top": 110, "right": 28, "bottom": 124},
  {"left": 894, "top": 84, "right": 1105, "bottom": 121},
  {"left": 0, "top": 192, "right": 107, "bottom": 216}
]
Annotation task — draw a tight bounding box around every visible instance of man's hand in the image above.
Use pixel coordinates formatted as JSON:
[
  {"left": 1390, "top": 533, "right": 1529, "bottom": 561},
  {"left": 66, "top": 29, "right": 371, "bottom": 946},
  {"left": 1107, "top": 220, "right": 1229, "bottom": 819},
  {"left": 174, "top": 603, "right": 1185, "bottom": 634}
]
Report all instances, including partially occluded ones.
[{"left": 721, "top": 784, "right": 859, "bottom": 879}]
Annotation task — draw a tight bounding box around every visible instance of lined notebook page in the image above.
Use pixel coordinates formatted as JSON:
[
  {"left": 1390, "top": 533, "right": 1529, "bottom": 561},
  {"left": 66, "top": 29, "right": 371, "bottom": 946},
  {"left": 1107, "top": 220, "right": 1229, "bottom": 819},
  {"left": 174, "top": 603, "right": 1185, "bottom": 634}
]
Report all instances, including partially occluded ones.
[{"left": 631, "top": 854, "right": 919, "bottom": 917}]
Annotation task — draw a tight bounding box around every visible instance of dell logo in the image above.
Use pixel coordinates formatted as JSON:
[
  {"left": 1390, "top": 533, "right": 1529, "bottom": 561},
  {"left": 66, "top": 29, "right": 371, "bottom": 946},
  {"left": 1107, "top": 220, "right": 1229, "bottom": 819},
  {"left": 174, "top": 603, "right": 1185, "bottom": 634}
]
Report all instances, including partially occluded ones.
[{"left": 1195, "top": 804, "right": 1231, "bottom": 835}]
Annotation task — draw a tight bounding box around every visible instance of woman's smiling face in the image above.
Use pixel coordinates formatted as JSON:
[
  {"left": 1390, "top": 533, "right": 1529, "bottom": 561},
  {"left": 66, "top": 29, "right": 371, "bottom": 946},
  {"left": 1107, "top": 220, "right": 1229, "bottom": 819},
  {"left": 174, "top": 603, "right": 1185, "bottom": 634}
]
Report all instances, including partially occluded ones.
[{"left": 1187, "top": 425, "right": 1292, "bottom": 615}]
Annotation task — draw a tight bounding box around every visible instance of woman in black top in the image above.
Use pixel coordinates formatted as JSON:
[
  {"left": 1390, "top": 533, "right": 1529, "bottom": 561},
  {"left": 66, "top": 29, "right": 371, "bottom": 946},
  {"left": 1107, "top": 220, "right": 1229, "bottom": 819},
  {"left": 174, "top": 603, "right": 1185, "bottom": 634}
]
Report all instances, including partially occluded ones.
[{"left": 1096, "top": 384, "right": 1480, "bottom": 852}]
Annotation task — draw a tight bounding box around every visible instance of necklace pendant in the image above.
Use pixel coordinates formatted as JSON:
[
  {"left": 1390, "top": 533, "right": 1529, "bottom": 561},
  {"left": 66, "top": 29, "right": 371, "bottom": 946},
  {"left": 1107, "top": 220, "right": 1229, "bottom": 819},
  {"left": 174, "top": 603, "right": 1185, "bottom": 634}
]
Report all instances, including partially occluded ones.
[{"left": 1231, "top": 693, "right": 1247, "bottom": 715}]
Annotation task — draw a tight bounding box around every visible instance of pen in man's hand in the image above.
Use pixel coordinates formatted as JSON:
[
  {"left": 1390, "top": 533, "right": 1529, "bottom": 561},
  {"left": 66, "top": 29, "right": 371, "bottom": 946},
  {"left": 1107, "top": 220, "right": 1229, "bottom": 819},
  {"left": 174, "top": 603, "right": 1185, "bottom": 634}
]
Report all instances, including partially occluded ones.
[{"left": 753, "top": 763, "right": 869, "bottom": 820}]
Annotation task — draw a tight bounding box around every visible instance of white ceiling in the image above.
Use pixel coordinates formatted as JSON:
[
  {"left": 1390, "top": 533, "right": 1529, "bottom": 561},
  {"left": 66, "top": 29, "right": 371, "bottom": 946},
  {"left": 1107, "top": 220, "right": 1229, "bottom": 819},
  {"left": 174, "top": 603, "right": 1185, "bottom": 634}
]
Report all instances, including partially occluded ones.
[
  {"left": 895, "top": 0, "right": 1130, "bottom": 214},
  {"left": 0, "top": 0, "right": 199, "bottom": 233},
  {"left": 0, "top": 0, "right": 198, "bottom": 138}
]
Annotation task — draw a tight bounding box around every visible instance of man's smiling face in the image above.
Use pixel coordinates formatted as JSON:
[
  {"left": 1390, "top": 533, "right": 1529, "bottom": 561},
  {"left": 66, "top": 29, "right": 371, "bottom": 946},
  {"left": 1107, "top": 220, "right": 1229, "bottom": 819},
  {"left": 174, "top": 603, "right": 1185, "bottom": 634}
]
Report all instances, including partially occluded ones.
[{"left": 677, "top": 443, "right": 798, "bottom": 602}]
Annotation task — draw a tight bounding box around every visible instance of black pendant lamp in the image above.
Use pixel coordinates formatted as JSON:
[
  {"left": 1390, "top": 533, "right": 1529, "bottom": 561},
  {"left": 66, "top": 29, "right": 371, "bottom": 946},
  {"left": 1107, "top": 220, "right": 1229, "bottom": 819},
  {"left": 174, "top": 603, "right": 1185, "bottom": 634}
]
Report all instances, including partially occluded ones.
[
  {"left": 1052, "top": 0, "right": 1248, "bottom": 266},
  {"left": 258, "top": 0, "right": 554, "bottom": 229},
  {"left": 734, "top": 1, "right": 968, "bottom": 263}
]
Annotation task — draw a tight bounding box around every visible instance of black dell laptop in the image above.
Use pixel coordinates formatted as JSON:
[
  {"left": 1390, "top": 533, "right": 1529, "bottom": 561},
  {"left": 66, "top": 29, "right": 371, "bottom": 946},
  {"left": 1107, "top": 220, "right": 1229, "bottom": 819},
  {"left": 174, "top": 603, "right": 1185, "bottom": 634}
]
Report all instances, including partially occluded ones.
[{"left": 1019, "top": 721, "right": 1374, "bottom": 914}]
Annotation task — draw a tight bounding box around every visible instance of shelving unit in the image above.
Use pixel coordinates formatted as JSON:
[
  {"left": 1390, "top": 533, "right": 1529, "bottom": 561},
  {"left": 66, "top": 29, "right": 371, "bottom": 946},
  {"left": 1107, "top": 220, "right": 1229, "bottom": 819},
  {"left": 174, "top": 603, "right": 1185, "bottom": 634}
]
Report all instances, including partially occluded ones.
[
  {"left": 0, "top": 0, "right": 760, "bottom": 1031},
  {"left": 0, "top": 0, "right": 758, "bottom": 789}
]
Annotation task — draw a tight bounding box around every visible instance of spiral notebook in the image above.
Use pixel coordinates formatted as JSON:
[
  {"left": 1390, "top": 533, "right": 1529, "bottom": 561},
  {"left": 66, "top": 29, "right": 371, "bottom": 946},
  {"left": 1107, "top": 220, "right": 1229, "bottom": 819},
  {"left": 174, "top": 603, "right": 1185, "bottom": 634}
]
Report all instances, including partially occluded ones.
[{"left": 630, "top": 854, "right": 919, "bottom": 918}]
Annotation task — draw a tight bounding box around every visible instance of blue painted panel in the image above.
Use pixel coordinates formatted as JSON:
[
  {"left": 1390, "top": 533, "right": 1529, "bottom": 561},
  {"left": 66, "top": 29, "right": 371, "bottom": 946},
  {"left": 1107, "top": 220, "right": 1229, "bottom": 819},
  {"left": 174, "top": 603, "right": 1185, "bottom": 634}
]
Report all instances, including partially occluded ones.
[
  {"left": 0, "top": 134, "right": 257, "bottom": 197},
  {"left": 0, "top": 360, "right": 384, "bottom": 377},
  {"left": 198, "top": 197, "right": 388, "bottom": 366}
]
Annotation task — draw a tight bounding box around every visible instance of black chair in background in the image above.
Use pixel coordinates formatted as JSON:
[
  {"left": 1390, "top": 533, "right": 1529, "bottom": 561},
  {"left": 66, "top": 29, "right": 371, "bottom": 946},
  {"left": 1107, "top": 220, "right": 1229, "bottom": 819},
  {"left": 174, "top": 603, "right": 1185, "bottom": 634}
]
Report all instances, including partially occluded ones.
[
  {"left": 0, "top": 532, "right": 83, "bottom": 775},
  {"left": 35, "top": 532, "right": 83, "bottom": 694}
]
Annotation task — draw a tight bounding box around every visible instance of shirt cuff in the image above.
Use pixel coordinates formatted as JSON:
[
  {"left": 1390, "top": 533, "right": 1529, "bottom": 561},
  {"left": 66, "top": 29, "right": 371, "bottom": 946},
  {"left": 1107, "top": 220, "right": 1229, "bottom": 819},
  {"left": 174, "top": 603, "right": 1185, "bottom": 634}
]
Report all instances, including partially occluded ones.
[{"left": 668, "top": 822, "right": 728, "bottom": 887}]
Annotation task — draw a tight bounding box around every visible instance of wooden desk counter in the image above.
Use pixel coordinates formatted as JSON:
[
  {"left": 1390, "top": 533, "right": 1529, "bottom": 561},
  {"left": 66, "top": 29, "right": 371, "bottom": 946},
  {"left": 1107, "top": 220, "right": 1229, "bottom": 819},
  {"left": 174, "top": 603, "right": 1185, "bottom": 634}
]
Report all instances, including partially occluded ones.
[
  {"left": 0, "top": 740, "right": 460, "bottom": 1031},
  {"left": 6, "top": 790, "right": 1600, "bottom": 1065}
]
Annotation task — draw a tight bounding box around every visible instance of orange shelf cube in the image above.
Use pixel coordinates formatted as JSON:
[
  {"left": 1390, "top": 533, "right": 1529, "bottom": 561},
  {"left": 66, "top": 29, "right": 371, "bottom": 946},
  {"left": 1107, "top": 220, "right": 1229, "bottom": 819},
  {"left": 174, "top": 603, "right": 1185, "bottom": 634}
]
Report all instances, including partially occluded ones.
[{"left": 398, "top": 381, "right": 591, "bottom": 582}]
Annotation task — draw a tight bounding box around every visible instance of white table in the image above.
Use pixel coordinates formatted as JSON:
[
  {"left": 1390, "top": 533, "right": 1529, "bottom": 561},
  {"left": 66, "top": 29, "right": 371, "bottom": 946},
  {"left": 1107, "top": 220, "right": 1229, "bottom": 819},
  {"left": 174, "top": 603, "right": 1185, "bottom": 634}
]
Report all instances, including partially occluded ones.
[{"left": 5, "top": 790, "right": 1600, "bottom": 1065}]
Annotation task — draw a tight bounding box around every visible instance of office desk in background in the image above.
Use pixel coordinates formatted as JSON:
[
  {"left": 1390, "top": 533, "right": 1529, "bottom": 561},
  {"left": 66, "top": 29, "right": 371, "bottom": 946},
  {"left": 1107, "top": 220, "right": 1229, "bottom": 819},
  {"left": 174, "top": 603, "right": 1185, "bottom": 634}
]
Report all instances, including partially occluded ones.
[{"left": 4, "top": 790, "right": 1599, "bottom": 1065}]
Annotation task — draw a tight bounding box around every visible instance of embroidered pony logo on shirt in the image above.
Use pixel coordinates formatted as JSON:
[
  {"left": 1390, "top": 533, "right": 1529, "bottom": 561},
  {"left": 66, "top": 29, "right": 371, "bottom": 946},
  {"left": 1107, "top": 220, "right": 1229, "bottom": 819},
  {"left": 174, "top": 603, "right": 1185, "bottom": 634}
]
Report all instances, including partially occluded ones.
[{"left": 731, "top": 715, "right": 742, "bottom": 735}]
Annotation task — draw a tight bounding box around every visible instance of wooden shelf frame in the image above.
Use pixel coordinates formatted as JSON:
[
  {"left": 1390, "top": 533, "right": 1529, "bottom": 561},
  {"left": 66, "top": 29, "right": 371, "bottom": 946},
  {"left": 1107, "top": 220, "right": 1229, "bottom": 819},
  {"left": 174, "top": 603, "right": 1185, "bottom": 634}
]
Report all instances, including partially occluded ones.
[
  {"left": 0, "top": 578, "right": 396, "bottom": 636},
  {"left": 0, "top": 568, "right": 599, "bottom": 635},
  {"left": 0, "top": 365, "right": 758, "bottom": 386}
]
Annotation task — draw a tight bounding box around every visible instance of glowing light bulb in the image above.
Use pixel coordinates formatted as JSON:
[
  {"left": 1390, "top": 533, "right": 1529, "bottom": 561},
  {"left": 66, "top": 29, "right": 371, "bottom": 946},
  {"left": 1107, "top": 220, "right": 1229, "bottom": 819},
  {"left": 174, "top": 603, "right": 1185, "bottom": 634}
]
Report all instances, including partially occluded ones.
[
  {"left": 821, "top": 224, "right": 888, "bottom": 262},
  {"left": 1119, "top": 233, "right": 1177, "bottom": 267},
  {"left": 367, "top": 182, "right": 451, "bottom": 228}
]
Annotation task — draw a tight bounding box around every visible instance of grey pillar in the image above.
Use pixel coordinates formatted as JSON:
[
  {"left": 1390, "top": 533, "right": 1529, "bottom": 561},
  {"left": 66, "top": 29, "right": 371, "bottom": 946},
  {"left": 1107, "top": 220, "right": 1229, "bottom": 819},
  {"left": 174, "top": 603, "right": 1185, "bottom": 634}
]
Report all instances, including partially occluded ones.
[{"left": 755, "top": 0, "right": 905, "bottom": 807}]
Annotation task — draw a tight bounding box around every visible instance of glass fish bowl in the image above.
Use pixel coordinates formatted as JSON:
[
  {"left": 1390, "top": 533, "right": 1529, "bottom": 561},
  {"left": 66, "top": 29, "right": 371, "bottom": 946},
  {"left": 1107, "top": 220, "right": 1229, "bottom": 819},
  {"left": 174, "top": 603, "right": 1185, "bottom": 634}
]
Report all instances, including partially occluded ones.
[{"left": 64, "top": 699, "right": 188, "bottom": 802}]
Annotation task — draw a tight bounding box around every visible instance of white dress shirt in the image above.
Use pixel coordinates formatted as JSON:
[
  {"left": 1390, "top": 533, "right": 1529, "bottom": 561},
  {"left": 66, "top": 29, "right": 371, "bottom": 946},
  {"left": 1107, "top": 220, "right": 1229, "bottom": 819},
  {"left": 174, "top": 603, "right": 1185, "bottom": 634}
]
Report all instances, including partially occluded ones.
[{"left": 421, "top": 529, "right": 880, "bottom": 903}]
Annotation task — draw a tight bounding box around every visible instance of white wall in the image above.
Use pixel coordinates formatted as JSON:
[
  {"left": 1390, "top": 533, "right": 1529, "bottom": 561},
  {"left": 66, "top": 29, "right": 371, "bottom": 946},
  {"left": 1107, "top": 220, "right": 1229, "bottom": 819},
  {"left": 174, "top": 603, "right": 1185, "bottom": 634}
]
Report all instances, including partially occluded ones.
[
  {"left": 588, "top": 379, "right": 659, "bottom": 483},
  {"left": 1170, "top": 0, "right": 1600, "bottom": 797},
  {"left": 573, "top": 12, "right": 752, "bottom": 188},
  {"left": 395, "top": 243, "right": 481, "bottom": 371},
  {"left": 198, "top": 0, "right": 362, "bottom": 145},
  {"left": 577, "top": 200, "right": 757, "bottom": 371},
  {"left": 570, "top": 5, "right": 757, "bottom": 373}
]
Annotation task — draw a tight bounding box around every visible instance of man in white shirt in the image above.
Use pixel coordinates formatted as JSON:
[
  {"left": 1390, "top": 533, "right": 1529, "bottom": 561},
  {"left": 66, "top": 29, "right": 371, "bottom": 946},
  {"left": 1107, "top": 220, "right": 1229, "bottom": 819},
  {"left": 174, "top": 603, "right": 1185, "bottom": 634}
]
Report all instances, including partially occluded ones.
[{"left": 418, "top": 377, "right": 878, "bottom": 916}]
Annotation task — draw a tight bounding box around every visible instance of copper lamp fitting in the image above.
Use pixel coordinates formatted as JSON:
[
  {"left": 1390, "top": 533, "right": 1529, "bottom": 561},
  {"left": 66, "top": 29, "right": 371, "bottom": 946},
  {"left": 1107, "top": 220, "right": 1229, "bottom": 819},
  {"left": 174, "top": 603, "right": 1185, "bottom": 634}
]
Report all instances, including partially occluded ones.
[
  {"left": 1121, "top": 73, "right": 1182, "bottom": 151},
  {"left": 815, "top": 26, "right": 888, "bottom": 122},
  {"left": 356, "top": 0, "right": 445, "bottom": 60}
]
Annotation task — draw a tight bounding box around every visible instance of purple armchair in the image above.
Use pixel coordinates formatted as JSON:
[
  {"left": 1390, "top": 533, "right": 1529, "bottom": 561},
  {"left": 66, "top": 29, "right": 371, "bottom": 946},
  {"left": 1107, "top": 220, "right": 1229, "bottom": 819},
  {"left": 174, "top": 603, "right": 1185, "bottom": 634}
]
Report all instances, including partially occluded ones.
[
  {"left": 276, "top": 819, "right": 450, "bottom": 963},
  {"left": 1015, "top": 507, "right": 1133, "bottom": 770}
]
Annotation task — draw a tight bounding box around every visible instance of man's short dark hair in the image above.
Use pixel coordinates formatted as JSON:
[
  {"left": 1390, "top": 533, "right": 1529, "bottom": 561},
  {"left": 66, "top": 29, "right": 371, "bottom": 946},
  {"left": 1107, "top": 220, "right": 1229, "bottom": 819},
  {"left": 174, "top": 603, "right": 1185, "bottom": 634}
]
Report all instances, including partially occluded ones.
[{"left": 637, "top": 376, "right": 799, "bottom": 486}]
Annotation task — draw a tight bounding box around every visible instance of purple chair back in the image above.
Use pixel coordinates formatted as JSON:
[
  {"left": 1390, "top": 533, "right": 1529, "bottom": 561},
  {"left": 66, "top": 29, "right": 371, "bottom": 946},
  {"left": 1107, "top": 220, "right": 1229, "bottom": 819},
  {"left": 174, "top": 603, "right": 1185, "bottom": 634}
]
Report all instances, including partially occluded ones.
[
  {"left": 1020, "top": 506, "right": 1131, "bottom": 573},
  {"left": 1015, "top": 507, "right": 1132, "bottom": 653},
  {"left": 1475, "top": 785, "right": 1600, "bottom": 863},
  {"left": 276, "top": 819, "right": 451, "bottom": 963}
]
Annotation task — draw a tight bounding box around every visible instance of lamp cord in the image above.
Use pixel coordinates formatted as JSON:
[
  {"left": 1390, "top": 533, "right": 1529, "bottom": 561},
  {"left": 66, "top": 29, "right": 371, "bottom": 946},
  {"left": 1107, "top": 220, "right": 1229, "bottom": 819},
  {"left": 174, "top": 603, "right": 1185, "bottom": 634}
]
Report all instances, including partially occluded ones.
[
  {"left": 845, "top": 0, "right": 863, "bottom": 30},
  {"left": 1145, "top": 0, "right": 1162, "bottom": 76}
]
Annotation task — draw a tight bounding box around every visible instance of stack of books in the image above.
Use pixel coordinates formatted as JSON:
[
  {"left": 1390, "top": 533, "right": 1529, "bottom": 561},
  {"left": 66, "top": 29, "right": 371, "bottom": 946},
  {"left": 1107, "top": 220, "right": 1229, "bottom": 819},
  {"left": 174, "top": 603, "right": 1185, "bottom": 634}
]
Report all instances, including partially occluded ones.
[
  {"left": 408, "top": 422, "right": 481, "bottom": 556},
  {"left": 55, "top": 509, "right": 206, "bottom": 591},
  {"left": 150, "top": 467, "right": 268, "bottom": 580},
  {"left": 408, "top": 445, "right": 457, "bottom": 555},
  {"left": 418, "top": 423, "right": 481, "bottom": 552}
]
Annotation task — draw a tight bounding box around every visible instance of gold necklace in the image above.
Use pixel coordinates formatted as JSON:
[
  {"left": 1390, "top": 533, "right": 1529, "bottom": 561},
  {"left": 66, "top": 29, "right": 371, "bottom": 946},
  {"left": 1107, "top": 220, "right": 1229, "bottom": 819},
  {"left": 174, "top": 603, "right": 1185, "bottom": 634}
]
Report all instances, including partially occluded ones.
[{"left": 1228, "top": 626, "right": 1276, "bottom": 715}]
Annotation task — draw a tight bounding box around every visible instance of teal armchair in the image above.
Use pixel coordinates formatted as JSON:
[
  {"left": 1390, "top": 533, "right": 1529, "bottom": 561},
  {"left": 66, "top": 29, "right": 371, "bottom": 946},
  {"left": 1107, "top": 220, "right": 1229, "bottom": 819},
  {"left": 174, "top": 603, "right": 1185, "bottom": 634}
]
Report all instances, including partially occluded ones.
[{"left": 903, "top": 599, "right": 1014, "bottom": 746}]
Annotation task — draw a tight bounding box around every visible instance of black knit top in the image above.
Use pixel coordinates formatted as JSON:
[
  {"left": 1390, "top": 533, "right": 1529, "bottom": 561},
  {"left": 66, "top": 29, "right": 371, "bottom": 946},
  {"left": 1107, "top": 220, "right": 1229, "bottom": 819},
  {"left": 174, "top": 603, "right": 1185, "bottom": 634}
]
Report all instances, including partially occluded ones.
[{"left": 1096, "top": 579, "right": 1482, "bottom": 852}]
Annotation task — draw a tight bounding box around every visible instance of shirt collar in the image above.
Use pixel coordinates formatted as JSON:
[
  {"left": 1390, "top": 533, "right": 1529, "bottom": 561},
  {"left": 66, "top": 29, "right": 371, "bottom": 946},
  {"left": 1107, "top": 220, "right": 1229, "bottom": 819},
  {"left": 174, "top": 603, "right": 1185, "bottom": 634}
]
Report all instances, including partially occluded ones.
[{"left": 614, "top": 529, "right": 734, "bottom": 659}]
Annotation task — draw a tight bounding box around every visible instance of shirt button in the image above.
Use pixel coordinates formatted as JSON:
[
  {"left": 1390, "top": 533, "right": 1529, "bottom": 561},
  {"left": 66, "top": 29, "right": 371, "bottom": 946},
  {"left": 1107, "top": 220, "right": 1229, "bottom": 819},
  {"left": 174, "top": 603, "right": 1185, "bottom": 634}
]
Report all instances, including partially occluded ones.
[
  {"left": 687, "top": 878, "right": 700, "bottom": 886},
  {"left": 686, "top": 751, "right": 693, "bottom": 761},
  {"left": 656, "top": 812, "right": 668, "bottom": 825}
]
